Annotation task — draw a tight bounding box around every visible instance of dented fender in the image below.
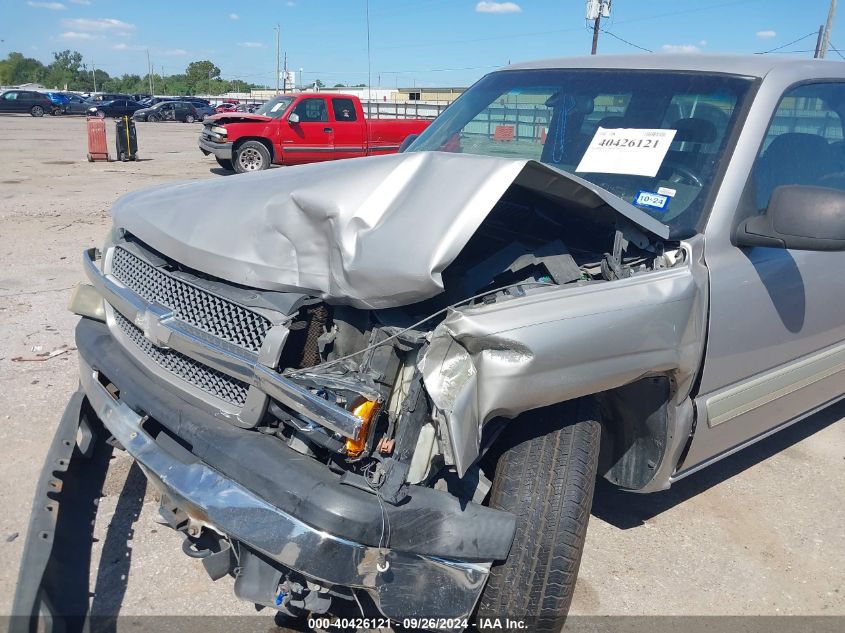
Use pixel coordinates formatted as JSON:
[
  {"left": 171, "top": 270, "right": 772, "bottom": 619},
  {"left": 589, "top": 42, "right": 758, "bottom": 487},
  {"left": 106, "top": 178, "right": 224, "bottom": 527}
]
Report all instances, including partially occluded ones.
[{"left": 421, "top": 239, "right": 709, "bottom": 476}]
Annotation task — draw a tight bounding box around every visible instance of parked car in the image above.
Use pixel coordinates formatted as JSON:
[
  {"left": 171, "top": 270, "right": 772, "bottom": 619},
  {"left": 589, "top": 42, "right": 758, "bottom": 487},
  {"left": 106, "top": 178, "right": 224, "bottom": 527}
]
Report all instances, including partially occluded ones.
[
  {"left": 179, "top": 96, "right": 211, "bottom": 108},
  {"left": 63, "top": 93, "right": 93, "bottom": 115},
  {"left": 133, "top": 100, "right": 199, "bottom": 123},
  {"left": 199, "top": 93, "right": 430, "bottom": 172},
  {"left": 87, "top": 99, "right": 145, "bottom": 119},
  {"left": 43, "top": 92, "right": 70, "bottom": 115},
  {"left": 215, "top": 102, "right": 237, "bottom": 113},
  {"left": 0, "top": 89, "right": 55, "bottom": 117},
  {"left": 88, "top": 92, "right": 132, "bottom": 103},
  {"left": 194, "top": 104, "right": 216, "bottom": 120},
  {"left": 15, "top": 55, "right": 845, "bottom": 630}
]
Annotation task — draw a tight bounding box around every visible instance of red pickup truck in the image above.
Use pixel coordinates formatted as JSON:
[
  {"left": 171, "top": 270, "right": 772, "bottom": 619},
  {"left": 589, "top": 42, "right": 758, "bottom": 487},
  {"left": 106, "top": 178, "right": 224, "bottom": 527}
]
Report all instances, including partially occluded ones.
[{"left": 199, "top": 93, "right": 430, "bottom": 173}]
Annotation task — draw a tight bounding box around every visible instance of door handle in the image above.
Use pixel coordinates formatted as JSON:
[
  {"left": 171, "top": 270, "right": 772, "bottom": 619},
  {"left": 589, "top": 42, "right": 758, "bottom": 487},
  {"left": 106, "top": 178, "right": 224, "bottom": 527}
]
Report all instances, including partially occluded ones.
[{"left": 323, "top": 127, "right": 333, "bottom": 133}]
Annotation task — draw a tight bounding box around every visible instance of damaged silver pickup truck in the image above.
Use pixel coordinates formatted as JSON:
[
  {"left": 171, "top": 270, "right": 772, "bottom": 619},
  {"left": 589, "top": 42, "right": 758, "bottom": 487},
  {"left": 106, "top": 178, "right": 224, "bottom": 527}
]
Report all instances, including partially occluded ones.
[{"left": 14, "top": 55, "right": 845, "bottom": 631}]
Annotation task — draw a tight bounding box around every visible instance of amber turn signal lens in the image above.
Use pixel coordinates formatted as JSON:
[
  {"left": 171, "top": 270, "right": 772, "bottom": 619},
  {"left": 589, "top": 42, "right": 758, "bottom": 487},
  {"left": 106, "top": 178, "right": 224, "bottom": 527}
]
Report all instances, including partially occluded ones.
[{"left": 346, "top": 399, "right": 379, "bottom": 457}]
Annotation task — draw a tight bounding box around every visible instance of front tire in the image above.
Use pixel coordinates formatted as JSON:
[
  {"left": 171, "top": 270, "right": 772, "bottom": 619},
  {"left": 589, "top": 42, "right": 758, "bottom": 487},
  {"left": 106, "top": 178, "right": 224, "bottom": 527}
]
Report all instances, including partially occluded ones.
[
  {"left": 233, "top": 140, "right": 271, "bottom": 173},
  {"left": 477, "top": 400, "right": 600, "bottom": 631},
  {"left": 147, "top": 114, "right": 159, "bottom": 122},
  {"left": 185, "top": 114, "right": 195, "bottom": 123},
  {"left": 30, "top": 105, "right": 44, "bottom": 117}
]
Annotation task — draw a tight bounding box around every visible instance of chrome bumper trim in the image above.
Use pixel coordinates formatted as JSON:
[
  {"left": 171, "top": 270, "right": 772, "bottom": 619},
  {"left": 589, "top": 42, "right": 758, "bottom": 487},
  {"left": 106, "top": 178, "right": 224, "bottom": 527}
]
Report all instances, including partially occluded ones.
[
  {"left": 82, "top": 248, "right": 364, "bottom": 439},
  {"left": 78, "top": 355, "right": 489, "bottom": 620},
  {"left": 198, "top": 135, "right": 232, "bottom": 159}
]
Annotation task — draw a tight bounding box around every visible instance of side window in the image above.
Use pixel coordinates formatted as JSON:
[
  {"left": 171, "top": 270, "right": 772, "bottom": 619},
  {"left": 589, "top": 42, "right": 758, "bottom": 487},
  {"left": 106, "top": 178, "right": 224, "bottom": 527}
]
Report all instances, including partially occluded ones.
[
  {"left": 293, "top": 98, "right": 328, "bottom": 122},
  {"left": 753, "top": 82, "right": 845, "bottom": 209},
  {"left": 332, "top": 98, "right": 357, "bottom": 122},
  {"left": 4, "top": 92, "right": 18, "bottom": 101}
]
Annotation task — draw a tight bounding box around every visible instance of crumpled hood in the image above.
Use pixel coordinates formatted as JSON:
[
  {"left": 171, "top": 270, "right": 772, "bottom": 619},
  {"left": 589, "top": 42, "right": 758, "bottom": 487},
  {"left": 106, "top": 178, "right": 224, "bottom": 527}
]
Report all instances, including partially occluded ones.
[
  {"left": 204, "top": 112, "right": 270, "bottom": 124},
  {"left": 112, "top": 151, "right": 669, "bottom": 309}
]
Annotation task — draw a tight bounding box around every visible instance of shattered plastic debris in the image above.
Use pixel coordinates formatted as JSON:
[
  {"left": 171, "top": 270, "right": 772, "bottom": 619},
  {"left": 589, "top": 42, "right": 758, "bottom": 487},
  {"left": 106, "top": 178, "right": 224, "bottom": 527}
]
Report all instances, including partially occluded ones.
[{"left": 11, "top": 345, "right": 76, "bottom": 362}]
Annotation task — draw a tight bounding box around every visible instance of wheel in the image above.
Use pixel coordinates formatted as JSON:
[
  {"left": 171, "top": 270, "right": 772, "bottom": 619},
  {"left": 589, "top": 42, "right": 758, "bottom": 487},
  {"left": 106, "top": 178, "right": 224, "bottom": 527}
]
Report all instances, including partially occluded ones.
[
  {"left": 51, "top": 107, "right": 61, "bottom": 116},
  {"left": 185, "top": 114, "right": 195, "bottom": 123},
  {"left": 477, "top": 399, "right": 601, "bottom": 631},
  {"left": 233, "top": 140, "right": 271, "bottom": 173},
  {"left": 30, "top": 105, "right": 44, "bottom": 117},
  {"left": 147, "top": 114, "right": 159, "bottom": 122},
  {"left": 215, "top": 157, "right": 234, "bottom": 171},
  {"left": 96, "top": 110, "right": 105, "bottom": 119}
]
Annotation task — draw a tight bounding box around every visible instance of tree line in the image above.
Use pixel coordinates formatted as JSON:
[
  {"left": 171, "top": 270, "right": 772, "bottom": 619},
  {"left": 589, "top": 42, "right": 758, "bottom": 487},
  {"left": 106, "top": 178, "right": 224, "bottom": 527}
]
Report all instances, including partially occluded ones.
[{"left": 0, "top": 50, "right": 268, "bottom": 96}]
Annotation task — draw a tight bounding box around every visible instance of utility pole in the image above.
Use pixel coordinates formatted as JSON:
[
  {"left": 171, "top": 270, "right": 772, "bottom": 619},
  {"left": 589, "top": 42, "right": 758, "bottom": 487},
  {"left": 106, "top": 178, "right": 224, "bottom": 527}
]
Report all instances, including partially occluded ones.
[
  {"left": 91, "top": 59, "right": 97, "bottom": 93},
  {"left": 147, "top": 49, "right": 154, "bottom": 94},
  {"left": 587, "top": 0, "right": 611, "bottom": 55},
  {"left": 275, "top": 25, "right": 281, "bottom": 93},
  {"left": 820, "top": 0, "right": 837, "bottom": 58},
  {"left": 283, "top": 51, "right": 288, "bottom": 93},
  {"left": 591, "top": 12, "right": 601, "bottom": 55},
  {"left": 815, "top": 24, "right": 826, "bottom": 58}
]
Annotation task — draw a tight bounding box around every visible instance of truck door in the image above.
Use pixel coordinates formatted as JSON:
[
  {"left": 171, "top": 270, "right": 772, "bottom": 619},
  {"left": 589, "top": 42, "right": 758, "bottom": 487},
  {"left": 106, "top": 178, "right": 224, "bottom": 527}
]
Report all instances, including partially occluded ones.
[
  {"left": 282, "top": 97, "right": 333, "bottom": 164},
  {"left": 330, "top": 97, "right": 365, "bottom": 160},
  {"left": 683, "top": 81, "right": 845, "bottom": 472}
]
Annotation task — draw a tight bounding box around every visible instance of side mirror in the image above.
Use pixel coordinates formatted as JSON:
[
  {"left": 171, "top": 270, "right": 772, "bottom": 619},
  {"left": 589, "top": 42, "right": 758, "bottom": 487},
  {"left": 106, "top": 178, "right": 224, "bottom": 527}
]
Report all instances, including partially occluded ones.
[
  {"left": 399, "top": 134, "right": 418, "bottom": 153},
  {"left": 735, "top": 185, "right": 845, "bottom": 251},
  {"left": 288, "top": 113, "right": 300, "bottom": 124}
]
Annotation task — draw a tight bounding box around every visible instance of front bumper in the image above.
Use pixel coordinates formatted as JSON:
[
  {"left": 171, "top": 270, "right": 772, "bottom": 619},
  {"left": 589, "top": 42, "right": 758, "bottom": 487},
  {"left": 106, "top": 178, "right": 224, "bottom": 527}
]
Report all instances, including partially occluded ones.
[
  {"left": 76, "top": 350, "right": 489, "bottom": 619},
  {"left": 198, "top": 135, "right": 232, "bottom": 159}
]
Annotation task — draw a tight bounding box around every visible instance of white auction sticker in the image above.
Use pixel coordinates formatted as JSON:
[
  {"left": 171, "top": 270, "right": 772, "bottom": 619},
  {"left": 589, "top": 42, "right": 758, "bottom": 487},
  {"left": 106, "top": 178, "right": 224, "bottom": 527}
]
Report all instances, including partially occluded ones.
[{"left": 575, "top": 127, "right": 678, "bottom": 177}]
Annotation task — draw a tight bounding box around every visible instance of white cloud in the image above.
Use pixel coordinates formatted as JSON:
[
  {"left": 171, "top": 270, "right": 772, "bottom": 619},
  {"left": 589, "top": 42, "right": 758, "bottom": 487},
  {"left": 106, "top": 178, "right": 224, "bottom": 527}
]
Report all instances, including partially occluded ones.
[
  {"left": 287, "top": 1, "right": 296, "bottom": 6},
  {"left": 229, "top": 12, "right": 239, "bottom": 20},
  {"left": 113, "top": 42, "right": 146, "bottom": 51},
  {"left": 661, "top": 43, "right": 703, "bottom": 53},
  {"left": 162, "top": 48, "right": 188, "bottom": 56},
  {"left": 476, "top": 2, "right": 521, "bottom": 13},
  {"left": 70, "top": 0, "right": 92, "bottom": 5},
  {"left": 59, "top": 31, "right": 98, "bottom": 40},
  {"left": 61, "top": 17, "right": 135, "bottom": 31},
  {"left": 27, "top": 2, "right": 66, "bottom": 9},
  {"left": 238, "top": 41, "right": 265, "bottom": 48},
  {"left": 756, "top": 30, "right": 777, "bottom": 39}
]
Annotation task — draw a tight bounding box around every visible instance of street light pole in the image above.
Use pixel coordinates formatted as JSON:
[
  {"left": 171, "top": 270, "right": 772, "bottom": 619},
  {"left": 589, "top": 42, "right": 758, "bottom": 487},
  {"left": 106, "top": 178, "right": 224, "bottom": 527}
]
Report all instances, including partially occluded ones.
[
  {"left": 147, "top": 49, "right": 154, "bottom": 94},
  {"left": 275, "top": 25, "right": 281, "bottom": 93}
]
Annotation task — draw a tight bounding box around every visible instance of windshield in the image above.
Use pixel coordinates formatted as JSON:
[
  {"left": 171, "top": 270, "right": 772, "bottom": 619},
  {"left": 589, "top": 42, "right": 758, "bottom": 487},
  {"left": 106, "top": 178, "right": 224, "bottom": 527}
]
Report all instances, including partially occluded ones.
[
  {"left": 253, "top": 96, "right": 294, "bottom": 118},
  {"left": 407, "top": 69, "right": 754, "bottom": 237}
]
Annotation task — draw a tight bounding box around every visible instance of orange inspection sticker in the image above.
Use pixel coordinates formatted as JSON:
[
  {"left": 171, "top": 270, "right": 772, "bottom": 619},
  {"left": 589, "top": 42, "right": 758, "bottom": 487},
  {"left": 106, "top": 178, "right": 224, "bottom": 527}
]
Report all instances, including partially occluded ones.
[{"left": 576, "top": 127, "right": 678, "bottom": 177}]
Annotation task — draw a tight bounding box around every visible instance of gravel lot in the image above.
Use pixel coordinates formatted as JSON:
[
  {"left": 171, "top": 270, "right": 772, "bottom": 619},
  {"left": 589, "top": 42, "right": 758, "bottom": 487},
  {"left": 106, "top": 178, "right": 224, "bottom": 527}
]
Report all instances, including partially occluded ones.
[{"left": 0, "top": 115, "right": 842, "bottom": 622}]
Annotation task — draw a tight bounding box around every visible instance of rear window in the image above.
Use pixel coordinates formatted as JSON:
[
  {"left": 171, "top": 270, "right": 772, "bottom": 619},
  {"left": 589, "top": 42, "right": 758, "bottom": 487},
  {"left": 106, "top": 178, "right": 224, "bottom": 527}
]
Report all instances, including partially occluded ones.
[{"left": 332, "top": 98, "right": 358, "bottom": 122}]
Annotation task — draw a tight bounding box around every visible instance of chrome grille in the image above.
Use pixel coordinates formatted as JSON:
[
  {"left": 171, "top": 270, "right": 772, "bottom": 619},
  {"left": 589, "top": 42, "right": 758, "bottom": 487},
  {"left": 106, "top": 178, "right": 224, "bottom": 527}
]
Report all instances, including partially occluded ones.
[
  {"left": 110, "top": 246, "right": 271, "bottom": 353},
  {"left": 114, "top": 310, "right": 249, "bottom": 408}
]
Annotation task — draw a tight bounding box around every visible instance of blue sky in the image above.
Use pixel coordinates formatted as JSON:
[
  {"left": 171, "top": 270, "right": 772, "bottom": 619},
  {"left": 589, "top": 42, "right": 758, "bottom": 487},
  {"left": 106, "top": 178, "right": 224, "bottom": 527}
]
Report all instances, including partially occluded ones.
[{"left": 0, "top": 1, "right": 838, "bottom": 87}]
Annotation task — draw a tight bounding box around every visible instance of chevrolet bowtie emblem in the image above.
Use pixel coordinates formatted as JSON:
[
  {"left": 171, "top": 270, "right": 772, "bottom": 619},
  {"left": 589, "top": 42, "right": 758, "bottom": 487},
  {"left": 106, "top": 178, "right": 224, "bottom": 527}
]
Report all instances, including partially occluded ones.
[{"left": 134, "top": 303, "right": 175, "bottom": 349}]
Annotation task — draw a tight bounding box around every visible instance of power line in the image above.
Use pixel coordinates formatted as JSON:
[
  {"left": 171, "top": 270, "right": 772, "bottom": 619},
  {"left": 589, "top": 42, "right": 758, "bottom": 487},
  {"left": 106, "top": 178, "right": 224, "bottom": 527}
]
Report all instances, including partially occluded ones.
[
  {"left": 829, "top": 41, "right": 845, "bottom": 59},
  {"left": 754, "top": 31, "right": 818, "bottom": 54},
  {"left": 598, "top": 27, "right": 653, "bottom": 53}
]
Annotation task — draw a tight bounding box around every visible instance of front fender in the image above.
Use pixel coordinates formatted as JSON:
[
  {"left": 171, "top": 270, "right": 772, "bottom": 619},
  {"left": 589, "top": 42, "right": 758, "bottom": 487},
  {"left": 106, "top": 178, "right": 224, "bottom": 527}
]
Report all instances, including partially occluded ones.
[{"left": 421, "top": 242, "right": 708, "bottom": 477}]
